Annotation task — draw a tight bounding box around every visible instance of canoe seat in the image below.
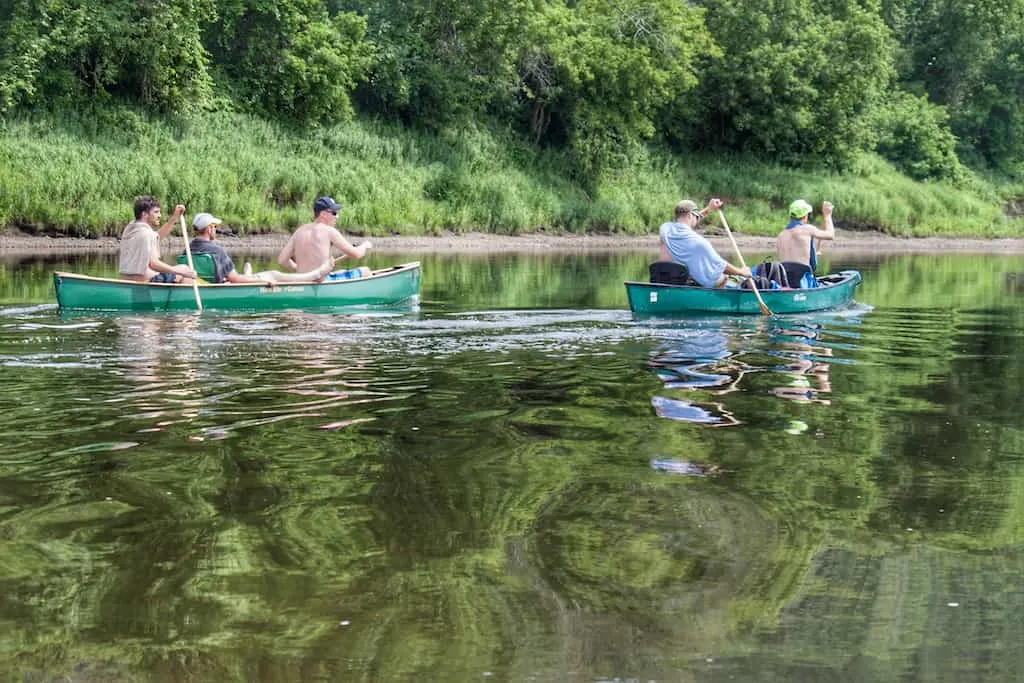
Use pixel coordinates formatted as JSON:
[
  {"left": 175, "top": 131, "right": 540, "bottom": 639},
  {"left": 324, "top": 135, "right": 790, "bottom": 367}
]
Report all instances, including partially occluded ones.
[
  {"left": 176, "top": 253, "right": 217, "bottom": 282},
  {"left": 649, "top": 261, "right": 696, "bottom": 286}
]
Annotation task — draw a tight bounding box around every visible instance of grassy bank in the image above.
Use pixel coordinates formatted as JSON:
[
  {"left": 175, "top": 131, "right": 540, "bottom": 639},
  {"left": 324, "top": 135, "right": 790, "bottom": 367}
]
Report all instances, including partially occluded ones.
[{"left": 0, "top": 106, "right": 1019, "bottom": 238}]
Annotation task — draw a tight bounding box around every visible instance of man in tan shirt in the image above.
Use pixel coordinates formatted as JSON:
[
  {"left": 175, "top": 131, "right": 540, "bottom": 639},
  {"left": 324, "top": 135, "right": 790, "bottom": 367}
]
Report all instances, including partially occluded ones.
[
  {"left": 119, "top": 196, "right": 196, "bottom": 283},
  {"left": 277, "top": 196, "right": 373, "bottom": 276}
]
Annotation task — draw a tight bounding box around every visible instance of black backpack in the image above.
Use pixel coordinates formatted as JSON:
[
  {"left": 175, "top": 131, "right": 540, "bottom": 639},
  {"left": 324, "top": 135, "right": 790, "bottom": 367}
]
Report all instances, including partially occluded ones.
[
  {"left": 742, "top": 260, "right": 790, "bottom": 290},
  {"left": 649, "top": 261, "right": 695, "bottom": 286}
]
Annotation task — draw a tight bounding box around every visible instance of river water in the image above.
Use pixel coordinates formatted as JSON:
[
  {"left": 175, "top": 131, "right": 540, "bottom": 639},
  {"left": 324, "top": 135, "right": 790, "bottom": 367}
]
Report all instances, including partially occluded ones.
[{"left": 1, "top": 249, "right": 1023, "bottom": 682}]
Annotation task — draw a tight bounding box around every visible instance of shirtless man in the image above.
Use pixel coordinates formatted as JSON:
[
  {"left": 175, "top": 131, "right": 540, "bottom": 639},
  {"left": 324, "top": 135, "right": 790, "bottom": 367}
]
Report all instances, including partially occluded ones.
[
  {"left": 188, "top": 212, "right": 333, "bottom": 283},
  {"left": 277, "top": 196, "right": 373, "bottom": 275},
  {"left": 776, "top": 199, "right": 835, "bottom": 285},
  {"left": 119, "top": 195, "right": 196, "bottom": 283}
]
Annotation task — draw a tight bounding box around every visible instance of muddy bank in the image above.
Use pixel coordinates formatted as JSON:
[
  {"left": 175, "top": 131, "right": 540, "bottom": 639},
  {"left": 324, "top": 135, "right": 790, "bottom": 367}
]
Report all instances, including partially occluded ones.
[{"left": 3, "top": 229, "right": 1024, "bottom": 254}]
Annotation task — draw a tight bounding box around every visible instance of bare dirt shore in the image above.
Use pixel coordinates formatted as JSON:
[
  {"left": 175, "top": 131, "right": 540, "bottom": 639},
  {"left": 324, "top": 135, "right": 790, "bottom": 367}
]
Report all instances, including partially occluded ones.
[{"left": 3, "top": 229, "right": 1024, "bottom": 254}]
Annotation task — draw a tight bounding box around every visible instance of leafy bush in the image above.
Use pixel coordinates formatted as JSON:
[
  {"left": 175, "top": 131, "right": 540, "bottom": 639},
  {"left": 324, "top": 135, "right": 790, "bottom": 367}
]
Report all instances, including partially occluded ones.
[
  {"left": 872, "top": 92, "right": 966, "bottom": 182},
  {"left": 678, "top": 0, "right": 894, "bottom": 170},
  {"left": 0, "top": 0, "right": 215, "bottom": 114},
  {"left": 208, "top": 0, "right": 371, "bottom": 124}
]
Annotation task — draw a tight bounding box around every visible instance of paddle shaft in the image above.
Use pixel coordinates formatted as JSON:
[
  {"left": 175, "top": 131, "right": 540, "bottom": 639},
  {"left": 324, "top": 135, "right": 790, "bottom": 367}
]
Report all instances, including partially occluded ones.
[
  {"left": 180, "top": 215, "right": 203, "bottom": 312},
  {"left": 717, "top": 209, "right": 772, "bottom": 316}
]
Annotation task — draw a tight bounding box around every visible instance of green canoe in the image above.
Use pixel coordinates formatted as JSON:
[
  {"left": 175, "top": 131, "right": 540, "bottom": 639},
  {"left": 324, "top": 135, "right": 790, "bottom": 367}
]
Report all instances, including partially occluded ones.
[
  {"left": 54, "top": 262, "right": 421, "bottom": 313},
  {"left": 625, "top": 270, "right": 863, "bottom": 316}
]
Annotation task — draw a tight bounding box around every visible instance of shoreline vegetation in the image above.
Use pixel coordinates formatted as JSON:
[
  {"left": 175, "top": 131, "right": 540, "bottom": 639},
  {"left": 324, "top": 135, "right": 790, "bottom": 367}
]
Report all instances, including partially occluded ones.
[
  {"left": 0, "top": 110, "right": 1022, "bottom": 243},
  {"left": 5, "top": 2, "right": 1024, "bottom": 248},
  {"left": 6, "top": 229, "right": 1024, "bottom": 256}
]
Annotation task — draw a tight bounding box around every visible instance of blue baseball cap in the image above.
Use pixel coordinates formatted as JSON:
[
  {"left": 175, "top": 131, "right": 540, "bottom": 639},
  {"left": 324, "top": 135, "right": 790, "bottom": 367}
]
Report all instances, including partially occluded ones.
[{"left": 313, "top": 196, "right": 343, "bottom": 215}]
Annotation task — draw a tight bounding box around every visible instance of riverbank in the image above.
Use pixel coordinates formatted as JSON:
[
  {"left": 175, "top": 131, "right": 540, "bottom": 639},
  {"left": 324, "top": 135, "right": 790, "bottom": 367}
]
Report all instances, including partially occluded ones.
[
  {"left": 2, "top": 109, "right": 1021, "bottom": 241},
  {"left": 4, "top": 229, "right": 1024, "bottom": 255}
]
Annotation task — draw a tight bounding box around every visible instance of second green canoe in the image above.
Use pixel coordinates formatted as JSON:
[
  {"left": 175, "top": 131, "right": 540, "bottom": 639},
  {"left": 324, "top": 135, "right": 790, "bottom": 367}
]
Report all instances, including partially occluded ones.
[{"left": 625, "top": 270, "right": 863, "bottom": 315}]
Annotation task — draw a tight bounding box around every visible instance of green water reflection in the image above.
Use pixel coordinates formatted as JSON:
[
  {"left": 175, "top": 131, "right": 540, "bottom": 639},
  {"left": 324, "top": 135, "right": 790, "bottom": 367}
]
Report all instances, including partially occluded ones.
[{"left": 0, "top": 250, "right": 1022, "bottom": 681}]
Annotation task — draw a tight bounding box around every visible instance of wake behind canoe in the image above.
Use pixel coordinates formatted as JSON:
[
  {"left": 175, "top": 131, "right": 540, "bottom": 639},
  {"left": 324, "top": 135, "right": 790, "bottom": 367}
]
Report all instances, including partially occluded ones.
[{"left": 54, "top": 262, "right": 421, "bottom": 312}]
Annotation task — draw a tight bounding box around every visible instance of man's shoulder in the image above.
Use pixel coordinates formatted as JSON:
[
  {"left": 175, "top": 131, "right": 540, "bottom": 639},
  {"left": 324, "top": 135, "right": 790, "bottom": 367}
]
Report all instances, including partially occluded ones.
[
  {"left": 291, "top": 221, "right": 332, "bottom": 238},
  {"left": 660, "top": 221, "right": 691, "bottom": 235},
  {"left": 192, "top": 239, "right": 229, "bottom": 256},
  {"left": 782, "top": 224, "right": 813, "bottom": 235},
  {"left": 121, "top": 220, "right": 151, "bottom": 238}
]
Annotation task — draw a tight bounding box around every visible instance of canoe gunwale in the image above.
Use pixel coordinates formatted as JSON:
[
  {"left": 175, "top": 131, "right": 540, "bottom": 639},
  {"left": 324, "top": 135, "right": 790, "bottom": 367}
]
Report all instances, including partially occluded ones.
[{"left": 53, "top": 261, "right": 420, "bottom": 289}]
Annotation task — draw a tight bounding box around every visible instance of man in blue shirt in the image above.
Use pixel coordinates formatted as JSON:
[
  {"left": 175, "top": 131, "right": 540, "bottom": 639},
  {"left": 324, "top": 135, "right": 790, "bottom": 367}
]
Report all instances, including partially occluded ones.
[{"left": 659, "top": 198, "right": 751, "bottom": 287}]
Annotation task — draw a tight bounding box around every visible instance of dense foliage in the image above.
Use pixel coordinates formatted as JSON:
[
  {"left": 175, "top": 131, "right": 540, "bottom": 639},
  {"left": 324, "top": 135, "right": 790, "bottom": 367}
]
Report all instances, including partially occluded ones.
[{"left": 2, "top": 0, "right": 1024, "bottom": 217}]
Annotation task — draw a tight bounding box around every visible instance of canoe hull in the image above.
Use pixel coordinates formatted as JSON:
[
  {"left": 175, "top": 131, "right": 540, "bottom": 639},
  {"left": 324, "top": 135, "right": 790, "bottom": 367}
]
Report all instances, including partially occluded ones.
[
  {"left": 54, "top": 262, "right": 421, "bottom": 312},
  {"left": 625, "top": 270, "right": 862, "bottom": 315}
]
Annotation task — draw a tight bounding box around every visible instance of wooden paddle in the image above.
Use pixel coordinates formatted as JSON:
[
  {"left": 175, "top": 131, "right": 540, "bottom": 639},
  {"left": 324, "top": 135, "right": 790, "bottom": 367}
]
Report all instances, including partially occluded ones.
[
  {"left": 717, "top": 209, "right": 772, "bottom": 316},
  {"left": 180, "top": 215, "right": 203, "bottom": 312}
]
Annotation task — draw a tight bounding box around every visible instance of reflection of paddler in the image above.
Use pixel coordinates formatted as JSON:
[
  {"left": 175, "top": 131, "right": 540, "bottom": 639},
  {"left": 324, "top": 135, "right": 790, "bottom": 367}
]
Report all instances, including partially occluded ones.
[
  {"left": 651, "top": 395, "right": 738, "bottom": 426},
  {"left": 114, "top": 316, "right": 201, "bottom": 409},
  {"left": 770, "top": 325, "right": 833, "bottom": 404},
  {"left": 771, "top": 360, "right": 831, "bottom": 404},
  {"left": 648, "top": 327, "right": 735, "bottom": 391},
  {"left": 787, "top": 374, "right": 812, "bottom": 399}
]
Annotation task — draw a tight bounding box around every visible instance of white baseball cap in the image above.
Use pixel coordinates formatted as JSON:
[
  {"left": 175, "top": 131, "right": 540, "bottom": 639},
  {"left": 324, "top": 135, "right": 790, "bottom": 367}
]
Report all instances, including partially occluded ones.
[{"left": 192, "top": 212, "right": 223, "bottom": 230}]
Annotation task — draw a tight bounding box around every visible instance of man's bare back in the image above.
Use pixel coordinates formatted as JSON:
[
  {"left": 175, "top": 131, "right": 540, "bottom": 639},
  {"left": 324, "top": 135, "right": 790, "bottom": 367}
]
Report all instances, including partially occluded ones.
[
  {"left": 777, "top": 227, "right": 816, "bottom": 264},
  {"left": 776, "top": 200, "right": 835, "bottom": 265}
]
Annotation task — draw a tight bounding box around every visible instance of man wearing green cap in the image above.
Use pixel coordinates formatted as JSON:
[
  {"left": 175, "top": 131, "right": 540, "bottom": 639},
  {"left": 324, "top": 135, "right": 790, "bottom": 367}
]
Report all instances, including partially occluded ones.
[{"left": 777, "top": 199, "right": 835, "bottom": 285}]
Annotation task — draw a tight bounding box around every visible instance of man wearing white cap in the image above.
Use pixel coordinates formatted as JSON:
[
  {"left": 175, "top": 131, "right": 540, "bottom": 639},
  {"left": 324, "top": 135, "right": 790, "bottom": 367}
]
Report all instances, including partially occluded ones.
[{"left": 188, "top": 212, "right": 333, "bottom": 284}]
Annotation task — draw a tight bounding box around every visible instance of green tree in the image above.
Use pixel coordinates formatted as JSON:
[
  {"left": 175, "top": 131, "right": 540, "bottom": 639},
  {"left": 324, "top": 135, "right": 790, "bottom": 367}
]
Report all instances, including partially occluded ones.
[
  {"left": 881, "top": 0, "right": 1024, "bottom": 174},
  {"left": 203, "top": 0, "right": 372, "bottom": 123},
  {"left": 871, "top": 91, "right": 965, "bottom": 181},
  {"left": 350, "top": 0, "right": 528, "bottom": 126},
  {"left": 0, "top": 0, "right": 215, "bottom": 114},
  {"left": 517, "top": 0, "right": 713, "bottom": 184},
  {"left": 678, "top": 0, "right": 895, "bottom": 169}
]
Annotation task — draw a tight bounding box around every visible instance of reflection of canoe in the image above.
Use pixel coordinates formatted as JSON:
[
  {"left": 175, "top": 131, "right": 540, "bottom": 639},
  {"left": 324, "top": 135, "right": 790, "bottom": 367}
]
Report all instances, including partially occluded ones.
[
  {"left": 625, "top": 270, "right": 862, "bottom": 316},
  {"left": 54, "top": 262, "right": 421, "bottom": 312}
]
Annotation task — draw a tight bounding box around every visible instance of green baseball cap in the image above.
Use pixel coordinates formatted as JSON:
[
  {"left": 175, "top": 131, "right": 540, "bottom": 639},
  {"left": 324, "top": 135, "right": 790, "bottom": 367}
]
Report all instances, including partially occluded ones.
[{"left": 789, "top": 199, "right": 813, "bottom": 218}]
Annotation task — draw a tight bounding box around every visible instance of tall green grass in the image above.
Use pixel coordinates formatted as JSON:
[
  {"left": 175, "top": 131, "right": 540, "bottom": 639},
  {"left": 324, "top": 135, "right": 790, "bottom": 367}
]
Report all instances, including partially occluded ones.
[{"left": 0, "top": 105, "right": 1017, "bottom": 238}]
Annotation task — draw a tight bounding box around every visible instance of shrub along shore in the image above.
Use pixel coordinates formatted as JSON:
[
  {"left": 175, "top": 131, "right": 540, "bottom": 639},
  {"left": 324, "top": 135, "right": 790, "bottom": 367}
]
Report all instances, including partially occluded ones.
[
  {"left": 5, "top": 230, "right": 1024, "bottom": 257},
  {"left": 0, "top": 107, "right": 1021, "bottom": 240}
]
